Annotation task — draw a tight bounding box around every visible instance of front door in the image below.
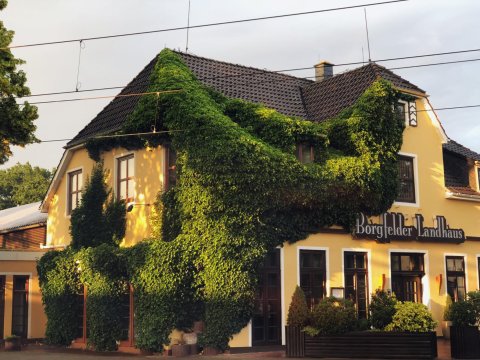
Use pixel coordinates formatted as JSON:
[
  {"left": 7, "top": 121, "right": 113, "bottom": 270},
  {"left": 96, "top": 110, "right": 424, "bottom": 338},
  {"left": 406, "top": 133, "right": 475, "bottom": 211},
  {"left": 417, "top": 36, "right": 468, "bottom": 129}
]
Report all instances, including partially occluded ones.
[
  {"left": 12, "top": 276, "right": 29, "bottom": 338},
  {"left": 0, "top": 276, "right": 5, "bottom": 339},
  {"left": 252, "top": 249, "right": 281, "bottom": 346}
]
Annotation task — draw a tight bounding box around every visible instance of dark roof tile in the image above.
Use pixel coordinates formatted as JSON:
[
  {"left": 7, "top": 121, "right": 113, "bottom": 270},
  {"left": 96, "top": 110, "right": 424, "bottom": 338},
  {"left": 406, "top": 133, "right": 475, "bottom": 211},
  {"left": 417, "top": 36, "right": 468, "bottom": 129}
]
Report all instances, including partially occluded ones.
[
  {"left": 67, "top": 51, "right": 425, "bottom": 147},
  {"left": 443, "top": 139, "right": 480, "bottom": 161}
]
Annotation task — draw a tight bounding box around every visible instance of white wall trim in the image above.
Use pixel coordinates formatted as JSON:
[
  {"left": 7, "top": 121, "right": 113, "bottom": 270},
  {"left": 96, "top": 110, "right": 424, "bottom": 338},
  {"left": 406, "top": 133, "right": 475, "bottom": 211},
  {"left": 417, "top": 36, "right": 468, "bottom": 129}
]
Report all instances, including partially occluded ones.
[
  {"left": 393, "top": 151, "right": 420, "bottom": 208},
  {"left": 296, "top": 246, "right": 330, "bottom": 295},
  {"left": 443, "top": 253, "right": 469, "bottom": 297},
  {"left": 387, "top": 249, "right": 430, "bottom": 307},
  {"left": 341, "top": 248, "right": 373, "bottom": 302},
  {"left": 422, "top": 98, "right": 449, "bottom": 144},
  {"left": 0, "top": 251, "right": 46, "bottom": 261}
]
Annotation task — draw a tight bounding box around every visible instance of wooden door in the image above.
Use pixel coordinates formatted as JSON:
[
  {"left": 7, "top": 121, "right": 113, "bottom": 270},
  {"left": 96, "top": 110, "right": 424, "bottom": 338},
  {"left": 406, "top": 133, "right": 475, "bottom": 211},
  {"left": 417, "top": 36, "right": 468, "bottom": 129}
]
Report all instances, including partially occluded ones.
[
  {"left": 252, "top": 249, "right": 281, "bottom": 346},
  {"left": 12, "top": 276, "right": 29, "bottom": 338},
  {"left": 392, "top": 275, "right": 422, "bottom": 303}
]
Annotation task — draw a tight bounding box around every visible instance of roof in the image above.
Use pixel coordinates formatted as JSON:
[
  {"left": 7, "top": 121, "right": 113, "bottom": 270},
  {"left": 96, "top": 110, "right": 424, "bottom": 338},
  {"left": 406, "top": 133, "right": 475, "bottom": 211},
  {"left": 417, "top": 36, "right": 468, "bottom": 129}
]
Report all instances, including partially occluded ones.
[
  {"left": 443, "top": 139, "right": 480, "bottom": 161},
  {"left": 301, "top": 63, "right": 425, "bottom": 122},
  {"left": 67, "top": 50, "right": 425, "bottom": 148},
  {"left": 0, "top": 202, "right": 47, "bottom": 233},
  {"left": 67, "top": 51, "right": 312, "bottom": 147}
]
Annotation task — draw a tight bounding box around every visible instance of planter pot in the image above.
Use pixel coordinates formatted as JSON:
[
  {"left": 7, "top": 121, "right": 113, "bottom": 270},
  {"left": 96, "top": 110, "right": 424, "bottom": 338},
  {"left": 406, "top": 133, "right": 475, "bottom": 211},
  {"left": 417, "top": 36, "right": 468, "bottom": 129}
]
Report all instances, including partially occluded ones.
[
  {"left": 189, "top": 343, "right": 199, "bottom": 355},
  {"left": 285, "top": 326, "right": 437, "bottom": 359},
  {"left": 285, "top": 326, "right": 305, "bottom": 358},
  {"left": 172, "top": 344, "right": 190, "bottom": 357},
  {"left": 4, "top": 338, "right": 22, "bottom": 351},
  {"left": 202, "top": 346, "right": 222, "bottom": 356},
  {"left": 441, "top": 320, "right": 452, "bottom": 339},
  {"left": 450, "top": 325, "right": 480, "bottom": 359}
]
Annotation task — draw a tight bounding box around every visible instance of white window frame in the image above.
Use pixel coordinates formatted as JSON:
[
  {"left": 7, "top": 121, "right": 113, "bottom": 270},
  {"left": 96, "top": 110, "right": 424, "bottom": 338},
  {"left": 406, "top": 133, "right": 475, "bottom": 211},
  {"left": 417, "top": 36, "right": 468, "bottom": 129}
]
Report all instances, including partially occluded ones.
[
  {"left": 394, "top": 152, "right": 420, "bottom": 208},
  {"left": 65, "top": 167, "right": 83, "bottom": 218},
  {"left": 296, "top": 246, "right": 330, "bottom": 300},
  {"left": 341, "top": 248, "right": 373, "bottom": 304},
  {"left": 444, "top": 253, "right": 468, "bottom": 299},
  {"left": 114, "top": 151, "right": 135, "bottom": 202},
  {"left": 387, "top": 249, "right": 430, "bottom": 307}
]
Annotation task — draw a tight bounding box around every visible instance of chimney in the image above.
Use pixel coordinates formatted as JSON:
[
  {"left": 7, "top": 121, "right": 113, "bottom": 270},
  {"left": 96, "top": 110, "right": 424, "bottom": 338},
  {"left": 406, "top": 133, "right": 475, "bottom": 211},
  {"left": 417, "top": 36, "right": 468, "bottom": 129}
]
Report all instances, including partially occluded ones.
[{"left": 314, "top": 61, "right": 334, "bottom": 82}]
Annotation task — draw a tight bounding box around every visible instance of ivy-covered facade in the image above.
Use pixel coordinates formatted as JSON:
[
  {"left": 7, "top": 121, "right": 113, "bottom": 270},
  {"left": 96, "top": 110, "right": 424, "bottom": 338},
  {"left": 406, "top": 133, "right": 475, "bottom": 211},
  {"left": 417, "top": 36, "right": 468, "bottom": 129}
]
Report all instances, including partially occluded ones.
[{"left": 36, "top": 49, "right": 480, "bottom": 352}]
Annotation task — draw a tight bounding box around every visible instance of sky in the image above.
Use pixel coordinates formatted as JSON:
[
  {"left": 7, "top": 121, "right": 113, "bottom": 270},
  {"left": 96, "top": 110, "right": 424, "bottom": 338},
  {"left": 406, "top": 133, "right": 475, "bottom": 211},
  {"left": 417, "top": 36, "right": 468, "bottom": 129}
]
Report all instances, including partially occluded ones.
[{"left": 1, "top": 0, "right": 479, "bottom": 170}]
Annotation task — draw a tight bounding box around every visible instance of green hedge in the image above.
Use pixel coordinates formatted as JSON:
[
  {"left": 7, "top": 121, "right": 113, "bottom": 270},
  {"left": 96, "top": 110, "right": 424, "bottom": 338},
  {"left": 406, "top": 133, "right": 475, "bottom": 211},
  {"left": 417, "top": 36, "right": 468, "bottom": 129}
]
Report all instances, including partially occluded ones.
[{"left": 39, "top": 49, "right": 405, "bottom": 351}]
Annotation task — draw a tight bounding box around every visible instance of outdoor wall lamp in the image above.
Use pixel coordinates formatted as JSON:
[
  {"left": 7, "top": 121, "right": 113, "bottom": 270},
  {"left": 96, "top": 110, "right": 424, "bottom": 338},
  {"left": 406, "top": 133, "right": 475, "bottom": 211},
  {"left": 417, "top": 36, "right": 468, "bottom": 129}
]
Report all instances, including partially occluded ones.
[{"left": 126, "top": 202, "right": 151, "bottom": 212}]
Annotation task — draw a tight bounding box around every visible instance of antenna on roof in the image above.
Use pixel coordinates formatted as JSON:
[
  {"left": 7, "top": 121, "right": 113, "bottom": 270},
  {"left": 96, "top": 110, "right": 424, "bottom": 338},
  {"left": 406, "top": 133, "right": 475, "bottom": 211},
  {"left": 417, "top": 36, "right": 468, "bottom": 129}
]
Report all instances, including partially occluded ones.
[
  {"left": 362, "top": 47, "right": 365, "bottom": 65},
  {"left": 364, "top": 8, "right": 372, "bottom": 62},
  {"left": 185, "top": 0, "right": 191, "bottom": 53}
]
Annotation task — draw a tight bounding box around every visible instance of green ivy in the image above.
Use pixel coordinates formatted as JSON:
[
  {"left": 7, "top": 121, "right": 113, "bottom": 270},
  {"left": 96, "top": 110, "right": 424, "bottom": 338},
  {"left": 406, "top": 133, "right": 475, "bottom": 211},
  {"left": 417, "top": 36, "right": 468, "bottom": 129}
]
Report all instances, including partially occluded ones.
[{"left": 39, "top": 49, "right": 405, "bottom": 351}]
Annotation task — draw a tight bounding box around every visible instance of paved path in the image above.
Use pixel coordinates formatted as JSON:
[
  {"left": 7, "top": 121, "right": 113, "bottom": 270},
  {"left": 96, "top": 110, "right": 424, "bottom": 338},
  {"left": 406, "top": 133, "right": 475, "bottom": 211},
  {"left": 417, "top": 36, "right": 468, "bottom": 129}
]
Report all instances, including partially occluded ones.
[{"left": 0, "top": 338, "right": 452, "bottom": 360}]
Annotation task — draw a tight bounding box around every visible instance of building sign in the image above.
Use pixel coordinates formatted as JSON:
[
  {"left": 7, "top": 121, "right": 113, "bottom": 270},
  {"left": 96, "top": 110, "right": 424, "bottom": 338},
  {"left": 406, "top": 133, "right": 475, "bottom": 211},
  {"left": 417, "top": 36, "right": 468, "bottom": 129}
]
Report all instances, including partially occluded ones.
[{"left": 355, "top": 212, "right": 465, "bottom": 244}]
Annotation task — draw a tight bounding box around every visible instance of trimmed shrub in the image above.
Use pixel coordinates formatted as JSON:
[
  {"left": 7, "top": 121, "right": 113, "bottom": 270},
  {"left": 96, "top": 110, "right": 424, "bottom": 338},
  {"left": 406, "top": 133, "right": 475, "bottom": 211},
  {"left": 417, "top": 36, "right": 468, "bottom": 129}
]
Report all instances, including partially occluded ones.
[
  {"left": 287, "top": 286, "right": 309, "bottom": 327},
  {"left": 444, "top": 294, "right": 453, "bottom": 321},
  {"left": 450, "top": 300, "right": 477, "bottom": 326},
  {"left": 385, "top": 302, "right": 437, "bottom": 332},
  {"left": 310, "top": 297, "right": 357, "bottom": 335},
  {"left": 369, "top": 289, "right": 397, "bottom": 330}
]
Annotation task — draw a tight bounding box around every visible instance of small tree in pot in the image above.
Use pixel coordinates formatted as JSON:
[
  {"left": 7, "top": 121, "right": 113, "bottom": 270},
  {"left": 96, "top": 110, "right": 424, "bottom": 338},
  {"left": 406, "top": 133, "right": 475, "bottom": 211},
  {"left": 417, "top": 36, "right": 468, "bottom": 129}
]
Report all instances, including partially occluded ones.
[{"left": 450, "top": 291, "right": 480, "bottom": 359}]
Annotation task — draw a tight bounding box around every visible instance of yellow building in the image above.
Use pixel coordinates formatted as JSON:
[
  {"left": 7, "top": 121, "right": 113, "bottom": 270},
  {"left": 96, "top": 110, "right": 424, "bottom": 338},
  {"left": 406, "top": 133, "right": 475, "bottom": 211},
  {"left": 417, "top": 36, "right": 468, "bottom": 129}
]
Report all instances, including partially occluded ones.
[
  {"left": 0, "top": 202, "right": 48, "bottom": 341},
  {"left": 41, "top": 51, "right": 480, "bottom": 348}
]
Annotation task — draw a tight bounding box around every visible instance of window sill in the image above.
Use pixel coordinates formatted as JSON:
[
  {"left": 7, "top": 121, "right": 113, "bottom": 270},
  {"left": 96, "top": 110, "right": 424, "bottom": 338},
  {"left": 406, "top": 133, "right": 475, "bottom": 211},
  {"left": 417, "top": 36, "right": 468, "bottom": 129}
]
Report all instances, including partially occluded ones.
[
  {"left": 445, "top": 191, "right": 480, "bottom": 203},
  {"left": 392, "top": 201, "right": 420, "bottom": 208}
]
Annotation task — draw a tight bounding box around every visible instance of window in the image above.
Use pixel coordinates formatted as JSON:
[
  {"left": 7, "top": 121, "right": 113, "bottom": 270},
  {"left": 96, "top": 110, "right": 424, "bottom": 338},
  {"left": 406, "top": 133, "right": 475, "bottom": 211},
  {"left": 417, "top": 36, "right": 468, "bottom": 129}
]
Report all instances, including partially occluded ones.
[
  {"left": 296, "top": 144, "right": 314, "bottom": 164},
  {"left": 68, "top": 170, "right": 83, "bottom": 214},
  {"left": 344, "top": 252, "right": 369, "bottom": 319},
  {"left": 446, "top": 256, "right": 466, "bottom": 302},
  {"left": 396, "top": 100, "right": 417, "bottom": 127},
  {"left": 165, "top": 146, "right": 177, "bottom": 190},
  {"left": 397, "top": 155, "right": 416, "bottom": 203},
  {"left": 477, "top": 167, "right": 480, "bottom": 191},
  {"left": 391, "top": 253, "right": 424, "bottom": 303},
  {"left": 117, "top": 154, "right": 135, "bottom": 202},
  {"left": 300, "top": 250, "right": 326, "bottom": 308}
]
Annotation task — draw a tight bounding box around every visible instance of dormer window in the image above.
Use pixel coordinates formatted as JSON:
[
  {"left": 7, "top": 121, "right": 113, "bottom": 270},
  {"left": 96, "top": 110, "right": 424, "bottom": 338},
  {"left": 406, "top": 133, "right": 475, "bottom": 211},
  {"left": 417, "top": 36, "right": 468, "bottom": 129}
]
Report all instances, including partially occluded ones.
[
  {"left": 396, "top": 99, "right": 417, "bottom": 127},
  {"left": 296, "top": 144, "right": 314, "bottom": 164}
]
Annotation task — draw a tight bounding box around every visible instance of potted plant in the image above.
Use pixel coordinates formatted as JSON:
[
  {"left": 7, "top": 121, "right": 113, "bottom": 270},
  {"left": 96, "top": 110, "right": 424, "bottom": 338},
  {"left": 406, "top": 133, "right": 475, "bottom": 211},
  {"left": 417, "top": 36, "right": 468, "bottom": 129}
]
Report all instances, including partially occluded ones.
[
  {"left": 285, "top": 286, "right": 309, "bottom": 357},
  {"left": 450, "top": 291, "right": 480, "bottom": 359},
  {"left": 442, "top": 294, "right": 453, "bottom": 339},
  {"left": 4, "top": 335, "right": 22, "bottom": 351}
]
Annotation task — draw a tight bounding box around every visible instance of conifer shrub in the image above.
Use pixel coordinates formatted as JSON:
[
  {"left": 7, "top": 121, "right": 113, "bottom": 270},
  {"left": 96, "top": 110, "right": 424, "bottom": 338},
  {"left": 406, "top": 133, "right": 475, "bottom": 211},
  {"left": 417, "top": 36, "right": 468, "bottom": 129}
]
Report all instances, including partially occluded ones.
[
  {"left": 369, "top": 289, "right": 397, "bottom": 330},
  {"left": 385, "top": 302, "right": 436, "bottom": 332},
  {"left": 287, "top": 286, "right": 309, "bottom": 327}
]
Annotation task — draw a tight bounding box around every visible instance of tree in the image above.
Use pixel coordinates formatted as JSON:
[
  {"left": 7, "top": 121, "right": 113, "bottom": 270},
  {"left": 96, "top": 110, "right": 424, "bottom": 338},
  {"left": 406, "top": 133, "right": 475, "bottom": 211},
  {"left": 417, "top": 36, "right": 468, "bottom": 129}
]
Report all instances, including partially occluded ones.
[
  {"left": 70, "top": 162, "right": 126, "bottom": 249},
  {"left": 0, "top": 162, "right": 53, "bottom": 209},
  {"left": 0, "top": 0, "right": 39, "bottom": 164}
]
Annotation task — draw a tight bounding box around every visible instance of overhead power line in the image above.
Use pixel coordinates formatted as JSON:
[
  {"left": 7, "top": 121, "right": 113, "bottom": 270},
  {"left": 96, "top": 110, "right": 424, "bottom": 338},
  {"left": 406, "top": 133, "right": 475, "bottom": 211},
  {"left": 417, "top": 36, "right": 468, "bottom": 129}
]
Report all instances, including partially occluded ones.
[
  {"left": 4, "top": 0, "right": 407, "bottom": 49},
  {"left": 32, "top": 103, "right": 480, "bottom": 144},
  {"left": 20, "top": 56, "right": 480, "bottom": 105},
  {"left": 26, "top": 89, "right": 182, "bottom": 105}
]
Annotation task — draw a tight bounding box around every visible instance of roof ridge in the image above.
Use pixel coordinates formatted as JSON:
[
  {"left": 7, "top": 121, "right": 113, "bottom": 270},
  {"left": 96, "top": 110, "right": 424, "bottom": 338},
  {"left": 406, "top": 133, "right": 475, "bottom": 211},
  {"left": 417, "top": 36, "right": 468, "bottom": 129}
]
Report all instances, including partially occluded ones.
[{"left": 173, "top": 49, "right": 314, "bottom": 83}]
